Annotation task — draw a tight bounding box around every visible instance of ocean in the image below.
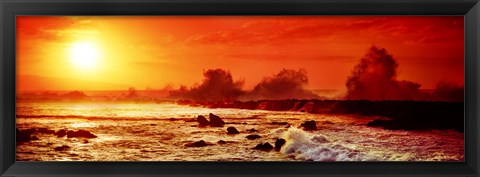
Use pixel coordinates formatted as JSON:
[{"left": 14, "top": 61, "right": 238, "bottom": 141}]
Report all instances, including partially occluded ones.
[{"left": 16, "top": 101, "right": 464, "bottom": 161}]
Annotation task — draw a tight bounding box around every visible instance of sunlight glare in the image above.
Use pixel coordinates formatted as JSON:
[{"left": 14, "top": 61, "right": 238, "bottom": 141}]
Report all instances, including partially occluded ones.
[{"left": 69, "top": 41, "right": 99, "bottom": 70}]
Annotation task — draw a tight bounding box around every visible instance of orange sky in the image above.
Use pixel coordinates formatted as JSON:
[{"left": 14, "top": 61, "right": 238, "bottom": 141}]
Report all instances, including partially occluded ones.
[{"left": 16, "top": 16, "right": 464, "bottom": 91}]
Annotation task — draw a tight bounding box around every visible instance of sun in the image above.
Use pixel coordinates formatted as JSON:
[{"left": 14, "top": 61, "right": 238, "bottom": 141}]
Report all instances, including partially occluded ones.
[{"left": 68, "top": 41, "right": 99, "bottom": 70}]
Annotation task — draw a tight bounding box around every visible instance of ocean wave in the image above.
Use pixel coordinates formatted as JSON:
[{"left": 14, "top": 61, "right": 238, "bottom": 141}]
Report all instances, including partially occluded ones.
[{"left": 279, "top": 127, "right": 376, "bottom": 161}]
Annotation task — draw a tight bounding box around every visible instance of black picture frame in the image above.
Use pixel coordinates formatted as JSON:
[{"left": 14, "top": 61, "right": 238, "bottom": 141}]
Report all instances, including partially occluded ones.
[{"left": 1, "top": 0, "right": 479, "bottom": 176}]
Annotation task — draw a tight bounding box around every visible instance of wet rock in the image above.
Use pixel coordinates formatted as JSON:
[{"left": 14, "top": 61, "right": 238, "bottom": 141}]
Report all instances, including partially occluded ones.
[
  {"left": 247, "top": 128, "right": 257, "bottom": 132},
  {"left": 23, "top": 128, "right": 37, "bottom": 134},
  {"left": 298, "top": 102, "right": 315, "bottom": 113},
  {"left": 197, "top": 115, "right": 210, "bottom": 127},
  {"left": 66, "top": 130, "right": 97, "bottom": 138},
  {"left": 253, "top": 142, "right": 273, "bottom": 151},
  {"left": 226, "top": 127, "right": 240, "bottom": 134},
  {"left": 270, "top": 122, "right": 289, "bottom": 125},
  {"left": 245, "top": 134, "right": 261, "bottom": 140},
  {"left": 54, "top": 145, "right": 70, "bottom": 151},
  {"left": 217, "top": 140, "right": 227, "bottom": 144},
  {"left": 275, "top": 138, "right": 286, "bottom": 151},
  {"left": 16, "top": 128, "right": 34, "bottom": 142},
  {"left": 185, "top": 140, "right": 211, "bottom": 147},
  {"left": 54, "top": 129, "right": 67, "bottom": 137},
  {"left": 37, "top": 128, "right": 55, "bottom": 134},
  {"left": 209, "top": 113, "right": 225, "bottom": 127},
  {"left": 301, "top": 120, "right": 317, "bottom": 131}
]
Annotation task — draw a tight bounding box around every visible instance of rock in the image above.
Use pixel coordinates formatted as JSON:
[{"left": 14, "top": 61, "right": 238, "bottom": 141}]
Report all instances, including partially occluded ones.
[
  {"left": 37, "top": 128, "right": 55, "bottom": 134},
  {"left": 16, "top": 129, "right": 34, "bottom": 142},
  {"left": 55, "top": 129, "right": 67, "bottom": 137},
  {"left": 83, "top": 140, "right": 89, "bottom": 144},
  {"left": 226, "top": 127, "right": 240, "bottom": 134},
  {"left": 253, "top": 142, "right": 273, "bottom": 151},
  {"left": 301, "top": 120, "right": 317, "bottom": 130},
  {"left": 270, "top": 122, "right": 289, "bottom": 125},
  {"left": 197, "top": 115, "right": 210, "bottom": 127},
  {"left": 66, "top": 131, "right": 74, "bottom": 137},
  {"left": 66, "top": 130, "right": 97, "bottom": 138},
  {"left": 23, "top": 128, "right": 37, "bottom": 134},
  {"left": 245, "top": 134, "right": 261, "bottom": 140},
  {"left": 185, "top": 140, "right": 211, "bottom": 147},
  {"left": 54, "top": 145, "right": 70, "bottom": 151},
  {"left": 217, "top": 140, "right": 227, "bottom": 144},
  {"left": 31, "top": 136, "right": 39, "bottom": 141},
  {"left": 275, "top": 138, "right": 286, "bottom": 151},
  {"left": 209, "top": 113, "right": 225, "bottom": 127},
  {"left": 247, "top": 128, "right": 257, "bottom": 132}
]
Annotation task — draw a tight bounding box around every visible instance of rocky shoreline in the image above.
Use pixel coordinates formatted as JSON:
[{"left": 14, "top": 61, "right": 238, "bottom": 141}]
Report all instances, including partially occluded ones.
[{"left": 178, "top": 99, "right": 464, "bottom": 132}]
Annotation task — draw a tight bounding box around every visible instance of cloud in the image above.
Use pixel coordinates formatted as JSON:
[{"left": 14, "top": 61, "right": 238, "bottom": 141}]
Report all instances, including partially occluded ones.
[
  {"left": 183, "top": 17, "right": 463, "bottom": 47},
  {"left": 17, "top": 16, "right": 95, "bottom": 41}
]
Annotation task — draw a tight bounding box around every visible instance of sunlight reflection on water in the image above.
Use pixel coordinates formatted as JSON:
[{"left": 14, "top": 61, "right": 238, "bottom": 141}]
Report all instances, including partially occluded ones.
[{"left": 16, "top": 101, "right": 464, "bottom": 161}]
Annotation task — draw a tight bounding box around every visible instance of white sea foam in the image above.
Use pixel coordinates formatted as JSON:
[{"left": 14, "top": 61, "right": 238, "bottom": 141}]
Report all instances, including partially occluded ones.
[{"left": 280, "top": 127, "right": 376, "bottom": 161}]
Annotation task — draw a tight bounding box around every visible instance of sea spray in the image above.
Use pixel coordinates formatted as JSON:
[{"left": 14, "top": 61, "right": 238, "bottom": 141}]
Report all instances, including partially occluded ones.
[{"left": 279, "top": 127, "right": 375, "bottom": 161}]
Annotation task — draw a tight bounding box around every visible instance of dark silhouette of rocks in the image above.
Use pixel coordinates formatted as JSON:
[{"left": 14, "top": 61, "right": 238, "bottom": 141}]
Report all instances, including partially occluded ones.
[
  {"left": 54, "top": 145, "right": 70, "bottom": 151},
  {"left": 19, "top": 128, "right": 37, "bottom": 134},
  {"left": 184, "top": 140, "right": 212, "bottom": 147},
  {"left": 247, "top": 128, "right": 257, "bottom": 132},
  {"left": 226, "top": 127, "right": 240, "bottom": 134},
  {"left": 275, "top": 138, "right": 286, "bottom": 151},
  {"left": 55, "top": 129, "right": 67, "bottom": 137},
  {"left": 245, "top": 134, "right": 262, "bottom": 140},
  {"left": 209, "top": 113, "right": 225, "bottom": 127},
  {"left": 37, "top": 128, "right": 55, "bottom": 134},
  {"left": 31, "top": 136, "right": 39, "bottom": 140},
  {"left": 197, "top": 115, "right": 210, "bottom": 127},
  {"left": 217, "top": 140, "right": 227, "bottom": 144},
  {"left": 301, "top": 120, "right": 317, "bottom": 131},
  {"left": 270, "top": 121, "right": 289, "bottom": 125},
  {"left": 203, "top": 99, "right": 464, "bottom": 132},
  {"left": 16, "top": 128, "right": 35, "bottom": 142},
  {"left": 66, "top": 130, "right": 97, "bottom": 138},
  {"left": 253, "top": 142, "right": 273, "bottom": 151}
]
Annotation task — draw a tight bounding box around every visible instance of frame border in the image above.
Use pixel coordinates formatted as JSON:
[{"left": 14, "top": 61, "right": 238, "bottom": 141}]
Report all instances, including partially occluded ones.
[{"left": 1, "top": 0, "right": 479, "bottom": 176}]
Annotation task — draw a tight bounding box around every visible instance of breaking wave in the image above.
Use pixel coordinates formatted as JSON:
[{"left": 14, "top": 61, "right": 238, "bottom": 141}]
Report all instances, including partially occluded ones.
[{"left": 279, "top": 127, "right": 376, "bottom": 161}]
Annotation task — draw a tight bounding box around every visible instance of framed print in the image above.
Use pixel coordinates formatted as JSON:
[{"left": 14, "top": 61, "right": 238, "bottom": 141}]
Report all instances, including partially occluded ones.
[{"left": 1, "top": 0, "right": 479, "bottom": 176}]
